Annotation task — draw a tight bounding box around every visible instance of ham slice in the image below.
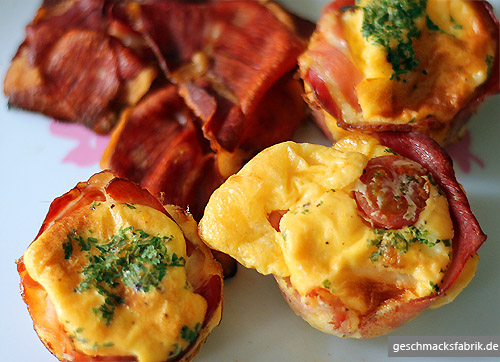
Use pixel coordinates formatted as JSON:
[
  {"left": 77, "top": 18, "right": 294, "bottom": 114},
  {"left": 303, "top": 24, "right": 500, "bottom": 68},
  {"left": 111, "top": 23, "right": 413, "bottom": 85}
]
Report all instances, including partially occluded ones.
[
  {"left": 4, "top": 0, "right": 156, "bottom": 134},
  {"left": 355, "top": 132, "right": 487, "bottom": 337},
  {"left": 101, "top": 85, "right": 225, "bottom": 222},
  {"left": 115, "top": 0, "right": 313, "bottom": 174}
]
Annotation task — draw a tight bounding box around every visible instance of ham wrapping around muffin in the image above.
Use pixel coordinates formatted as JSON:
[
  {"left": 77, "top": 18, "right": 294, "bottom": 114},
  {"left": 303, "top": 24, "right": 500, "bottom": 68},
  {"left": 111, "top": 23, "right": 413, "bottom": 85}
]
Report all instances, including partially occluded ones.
[
  {"left": 199, "top": 132, "right": 486, "bottom": 338},
  {"left": 17, "top": 171, "right": 223, "bottom": 361},
  {"left": 299, "top": 0, "right": 500, "bottom": 145}
]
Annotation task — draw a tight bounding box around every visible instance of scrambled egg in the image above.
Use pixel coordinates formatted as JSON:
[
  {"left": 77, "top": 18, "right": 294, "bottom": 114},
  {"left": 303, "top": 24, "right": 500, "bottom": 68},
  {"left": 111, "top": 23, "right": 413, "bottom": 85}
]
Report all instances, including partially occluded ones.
[{"left": 23, "top": 202, "right": 206, "bottom": 362}]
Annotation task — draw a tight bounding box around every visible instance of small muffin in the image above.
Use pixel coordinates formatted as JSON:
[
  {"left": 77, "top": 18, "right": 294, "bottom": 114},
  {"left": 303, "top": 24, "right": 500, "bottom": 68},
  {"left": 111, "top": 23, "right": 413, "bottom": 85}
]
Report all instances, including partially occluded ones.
[
  {"left": 199, "top": 132, "right": 486, "bottom": 338},
  {"left": 17, "top": 171, "right": 223, "bottom": 361},
  {"left": 299, "top": 0, "right": 499, "bottom": 145}
]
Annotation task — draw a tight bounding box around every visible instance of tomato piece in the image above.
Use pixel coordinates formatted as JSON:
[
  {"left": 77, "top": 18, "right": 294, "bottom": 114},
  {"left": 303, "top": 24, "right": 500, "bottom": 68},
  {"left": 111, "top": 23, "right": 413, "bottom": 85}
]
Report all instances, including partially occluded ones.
[{"left": 354, "top": 155, "right": 429, "bottom": 229}]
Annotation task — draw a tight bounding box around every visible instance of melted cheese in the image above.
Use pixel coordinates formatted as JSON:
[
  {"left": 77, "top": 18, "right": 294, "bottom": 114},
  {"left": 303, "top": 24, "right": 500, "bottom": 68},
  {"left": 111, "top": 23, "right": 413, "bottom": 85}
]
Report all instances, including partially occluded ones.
[
  {"left": 24, "top": 202, "right": 206, "bottom": 362},
  {"left": 200, "top": 134, "right": 453, "bottom": 315}
]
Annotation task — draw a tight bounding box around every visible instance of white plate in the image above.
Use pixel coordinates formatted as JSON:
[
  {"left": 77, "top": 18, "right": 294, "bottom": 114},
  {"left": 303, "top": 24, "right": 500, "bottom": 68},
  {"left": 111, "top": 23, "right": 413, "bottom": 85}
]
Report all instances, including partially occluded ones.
[{"left": 0, "top": 1, "right": 498, "bottom": 361}]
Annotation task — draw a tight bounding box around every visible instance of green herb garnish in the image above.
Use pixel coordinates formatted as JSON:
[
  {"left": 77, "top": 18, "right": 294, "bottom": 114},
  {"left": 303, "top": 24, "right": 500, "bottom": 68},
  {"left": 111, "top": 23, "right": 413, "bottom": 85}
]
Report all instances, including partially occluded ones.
[
  {"left": 89, "top": 201, "right": 101, "bottom": 210},
  {"left": 360, "top": 0, "right": 427, "bottom": 80},
  {"left": 92, "top": 341, "right": 114, "bottom": 351},
  {"left": 359, "top": 0, "right": 447, "bottom": 81},
  {"left": 181, "top": 323, "right": 201, "bottom": 343},
  {"left": 368, "top": 226, "right": 450, "bottom": 262},
  {"left": 425, "top": 15, "right": 440, "bottom": 32},
  {"left": 486, "top": 54, "right": 494, "bottom": 78},
  {"left": 70, "top": 328, "right": 88, "bottom": 344},
  {"left": 63, "top": 226, "right": 183, "bottom": 325},
  {"left": 168, "top": 323, "right": 202, "bottom": 359},
  {"left": 321, "top": 279, "right": 335, "bottom": 293},
  {"left": 429, "top": 280, "right": 440, "bottom": 293},
  {"left": 62, "top": 235, "right": 74, "bottom": 259},
  {"left": 70, "top": 327, "right": 114, "bottom": 350},
  {"left": 449, "top": 16, "right": 462, "bottom": 30}
]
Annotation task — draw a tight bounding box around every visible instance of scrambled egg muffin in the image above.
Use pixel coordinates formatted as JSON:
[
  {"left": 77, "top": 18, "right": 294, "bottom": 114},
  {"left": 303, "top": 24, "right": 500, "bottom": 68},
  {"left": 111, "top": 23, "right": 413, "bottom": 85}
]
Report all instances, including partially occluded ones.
[{"left": 199, "top": 133, "right": 485, "bottom": 338}]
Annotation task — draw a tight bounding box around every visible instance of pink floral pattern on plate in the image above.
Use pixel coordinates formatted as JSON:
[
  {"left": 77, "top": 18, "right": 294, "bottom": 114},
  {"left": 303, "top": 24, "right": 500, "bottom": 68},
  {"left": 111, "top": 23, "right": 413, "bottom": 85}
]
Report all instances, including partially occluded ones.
[
  {"left": 49, "top": 119, "right": 485, "bottom": 174},
  {"left": 446, "top": 130, "right": 485, "bottom": 174},
  {"left": 49, "top": 120, "right": 110, "bottom": 166}
]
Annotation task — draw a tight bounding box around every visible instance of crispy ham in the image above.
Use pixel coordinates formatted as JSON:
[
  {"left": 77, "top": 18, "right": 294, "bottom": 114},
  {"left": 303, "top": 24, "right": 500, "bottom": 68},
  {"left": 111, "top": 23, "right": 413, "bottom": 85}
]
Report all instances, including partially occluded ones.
[
  {"left": 115, "top": 0, "right": 313, "bottom": 175},
  {"left": 5, "top": 0, "right": 313, "bottom": 225},
  {"left": 5, "top": 0, "right": 313, "bottom": 171},
  {"left": 101, "top": 85, "right": 224, "bottom": 222},
  {"left": 4, "top": 0, "right": 156, "bottom": 134}
]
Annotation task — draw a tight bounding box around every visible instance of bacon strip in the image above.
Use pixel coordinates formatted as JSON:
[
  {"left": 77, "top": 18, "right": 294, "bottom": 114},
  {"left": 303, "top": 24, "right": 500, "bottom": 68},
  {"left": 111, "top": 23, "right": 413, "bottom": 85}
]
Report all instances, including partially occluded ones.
[
  {"left": 355, "top": 132, "right": 487, "bottom": 337},
  {"left": 6, "top": 0, "right": 313, "bottom": 216}
]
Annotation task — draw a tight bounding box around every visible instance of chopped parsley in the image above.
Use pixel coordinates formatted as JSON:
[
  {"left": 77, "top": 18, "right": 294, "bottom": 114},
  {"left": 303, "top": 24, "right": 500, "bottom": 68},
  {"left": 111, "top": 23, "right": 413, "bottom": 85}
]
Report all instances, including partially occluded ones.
[
  {"left": 368, "top": 226, "right": 450, "bottom": 262},
  {"left": 425, "top": 15, "right": 440, "bottom": 32},
  {"left": 398, "top": 175, "right": 419, "bottom": 196},
  {"left": 426, "top": 172, "right": 437, "bottom": 186},
  {"left": 429, "top": 280, "right": 440, "bottom": 293},
  {"left": 425, "top": 173, "right": 444, "bottom": 195},
  {"left": 181, "top": 323, "right": 201, "bottom": 343},
  {"left": 321, "top": 279, "right": 335, "bottom": 293},
  {"left": 70, "top": 328, "right": 88, "bottom": 344},
  {"left": 70, "top": 328, "right": 114, "bottom": 350},
  {"left": 65, "top": 230, "right": 98, "bottom": 252},
  {"left": 89, "top": 201, "right": 101, "bottom": 210},
  {"left": 169, "top": 323, "right": 202, "bottom": 359},
  {"left": 449, "top": 16, "right": 462, "bottom": 30},
  {"left": 359, "top": 0, "right": 445, "bottom": 80},
  {"left": 384, "top": 148, "right": 398, "bottom": 155},
  {"left": 63, "top": 226, "right": 184, "bottom": 325},
  {"left": 62, "top": 235, "right": 74, "bottom": 260},
  {"left": 92, "top": 341, "right": 115, "bottom": 351},
  {"left": 486, "top": 54, "right": 494, "bottom": 78}
]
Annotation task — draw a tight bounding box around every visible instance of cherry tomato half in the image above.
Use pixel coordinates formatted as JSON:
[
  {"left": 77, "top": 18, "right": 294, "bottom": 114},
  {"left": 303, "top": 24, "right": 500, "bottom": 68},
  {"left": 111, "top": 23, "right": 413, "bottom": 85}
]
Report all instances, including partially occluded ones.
[{"left": 354, "top": 155, "right": 429, "bottom": 229}]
